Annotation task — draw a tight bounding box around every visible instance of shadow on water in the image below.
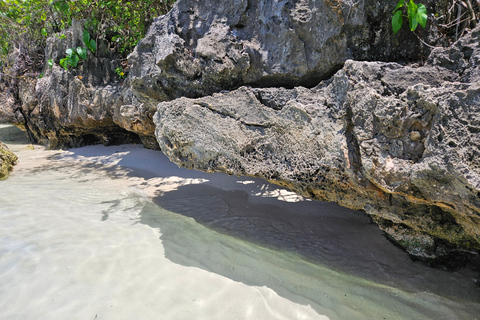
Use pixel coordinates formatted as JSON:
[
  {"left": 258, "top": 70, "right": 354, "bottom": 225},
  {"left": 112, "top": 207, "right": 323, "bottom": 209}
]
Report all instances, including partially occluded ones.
[
  {"left": 150, "top": 183, "right": 480, "bottom": 302},
  {"left": 141, "top": 195, "right": 480, "bottom": 319},
  {"left": 27, "top": 141, "right": 480, "bottom": 302},
  {"left": 0, "top": 124, "right": 29, "bottom": 145}
]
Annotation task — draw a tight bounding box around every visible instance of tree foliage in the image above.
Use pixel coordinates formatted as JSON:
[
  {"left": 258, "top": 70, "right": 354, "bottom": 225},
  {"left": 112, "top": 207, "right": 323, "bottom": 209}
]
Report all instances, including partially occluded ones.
[{"left": 0, "top": 0, "right": 176, "bottom": 66}]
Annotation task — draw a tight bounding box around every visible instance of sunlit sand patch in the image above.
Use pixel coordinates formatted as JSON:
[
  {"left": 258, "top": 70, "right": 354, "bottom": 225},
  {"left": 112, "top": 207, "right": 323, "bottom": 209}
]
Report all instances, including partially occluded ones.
[
  {"left": 237, "top": 180, "right": 256, "bottom": 184},
  {"left": 254, "top": 188, "right": 310, "bottom": 202},
  {"left": 237, "top": 180, "right": 310, "bottom": 202}
]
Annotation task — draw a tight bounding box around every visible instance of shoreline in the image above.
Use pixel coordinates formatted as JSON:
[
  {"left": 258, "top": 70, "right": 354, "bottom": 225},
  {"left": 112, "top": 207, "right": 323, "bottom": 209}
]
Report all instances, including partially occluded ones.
[{"left": 1, "top": 124, "right": 479, "bottom": 302}]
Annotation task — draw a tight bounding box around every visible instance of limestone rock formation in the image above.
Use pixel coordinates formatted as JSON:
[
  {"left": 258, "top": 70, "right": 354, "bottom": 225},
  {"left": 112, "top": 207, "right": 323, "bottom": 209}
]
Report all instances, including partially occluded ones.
[
  {"left": 0, "top": 0, "right": 439, "bottom": 150},
  {"left": 127, "top": 0, "right": 430, "bottom": 108},
  {"left": 0, "top": 19, "right": 148, "bottom": 149},
  {"left": 0, "top": 141, "right": 17, "bottom": 180},
  {"left": 154, "top": 27, "right": 480, "bottom": 262}
]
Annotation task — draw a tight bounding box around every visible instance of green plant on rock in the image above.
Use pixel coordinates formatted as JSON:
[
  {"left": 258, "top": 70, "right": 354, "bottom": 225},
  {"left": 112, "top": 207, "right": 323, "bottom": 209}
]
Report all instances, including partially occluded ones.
[
  {"left": 392, "top": 0, "right": 428, "bottom": 34},
  {"left": 59, "top": 47, "right": 87, "bottom": 70},
  {"left": 115, "top": 67, "right": 125, "bottom": 79},
  {"left": 82, "top": 29, "right": 96, "bottom": 53}
]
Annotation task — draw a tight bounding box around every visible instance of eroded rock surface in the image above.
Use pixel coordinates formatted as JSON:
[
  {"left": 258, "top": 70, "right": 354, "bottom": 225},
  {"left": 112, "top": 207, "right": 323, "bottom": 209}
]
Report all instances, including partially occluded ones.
[
  {"left": 154, "top": 27, "right": 480, "bottom": 262},
  {"left": 0, "top": 0, "right": 439, "bottom": 150},
  {"left": 0, "top": 19, "right": 152, "bottom": 149},
  {"left": 128, "top": 0, "right": 430, "bottom": 107}
]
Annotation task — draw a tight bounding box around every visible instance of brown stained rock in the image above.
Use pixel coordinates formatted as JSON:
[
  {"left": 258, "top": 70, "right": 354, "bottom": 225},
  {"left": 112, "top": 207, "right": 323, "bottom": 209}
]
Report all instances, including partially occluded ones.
[{"left": 0, "top": 141, "right": 18, "bottom": 180}]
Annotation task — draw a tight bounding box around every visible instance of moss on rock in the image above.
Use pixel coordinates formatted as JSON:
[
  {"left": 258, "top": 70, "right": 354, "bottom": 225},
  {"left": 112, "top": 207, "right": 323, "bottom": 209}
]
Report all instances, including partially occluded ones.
[{"left": 0, "top": 141, "right": 18, "bottom": 179}]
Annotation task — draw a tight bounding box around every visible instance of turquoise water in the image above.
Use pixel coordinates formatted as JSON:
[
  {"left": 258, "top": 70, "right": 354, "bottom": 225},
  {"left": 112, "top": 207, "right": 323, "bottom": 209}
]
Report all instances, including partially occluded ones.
[{"left": 0, "top": 125, "right": 479, "bottom": 320}]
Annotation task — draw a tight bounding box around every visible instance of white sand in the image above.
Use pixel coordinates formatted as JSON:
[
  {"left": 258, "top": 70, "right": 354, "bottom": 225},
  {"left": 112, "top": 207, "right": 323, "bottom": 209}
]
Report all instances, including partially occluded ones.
[{"left": 1, "top": 124, "right": 479, "bottom": 320}]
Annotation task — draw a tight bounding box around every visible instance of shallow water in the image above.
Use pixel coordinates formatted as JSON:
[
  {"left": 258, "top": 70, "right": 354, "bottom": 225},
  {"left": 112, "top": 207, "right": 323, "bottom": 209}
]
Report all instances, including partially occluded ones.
[{"left": 0, "top": 124, "right": 479, "bottom": 320}]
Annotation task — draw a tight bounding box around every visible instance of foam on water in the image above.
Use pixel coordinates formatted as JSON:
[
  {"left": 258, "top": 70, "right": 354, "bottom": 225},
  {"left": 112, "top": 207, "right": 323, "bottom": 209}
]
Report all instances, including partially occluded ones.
[{"left": 0, "top": 124, "right": 479, "bottom": 320}]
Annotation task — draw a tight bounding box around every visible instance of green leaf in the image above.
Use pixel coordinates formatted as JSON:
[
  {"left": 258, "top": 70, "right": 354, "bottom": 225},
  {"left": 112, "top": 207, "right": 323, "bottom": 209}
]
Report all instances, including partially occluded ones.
[
  {"left": 89, "top": 39, "right": 96, "bottom": 53},
  {"left": 76, "top": 47, "right": 87, "bottom": 59},
  {"left": 66, "top": 48, "right": 73, "bottom": 56},
  {"left": 69, "top": 53, "right": 79, "bottom": 67},
  {"left": 407, "top": 0, "right": 417, "bottom": 21},
  {"left": 41, "top": 27, "right": 48, "bottom": 37},
  {"left": 392, "top": 10, "right": 403, "bottom": 34},
  {"left": 416, "top": 4, "right": 427, "bottom": 28},
  {"left": 60, "top": 57, "right": 68, "bottom": 70},
  {"left": 409, "top": 15, "right": 419, "bottom": 31},
  {"left": 48, "top": 59, "right": 53, "bottom": 68},
  {"left": 83, "top": 29, "right": 96, "bottom": 53},
  {"left": 82, "top": 29, "right": 90, "bottom": 44},
  {"left": 393, "top": 0, "right": 405, "bottom": 13}
]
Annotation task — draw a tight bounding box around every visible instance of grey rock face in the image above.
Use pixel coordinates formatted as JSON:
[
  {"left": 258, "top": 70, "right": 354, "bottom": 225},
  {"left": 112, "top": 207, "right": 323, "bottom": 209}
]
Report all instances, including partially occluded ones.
[
  {"left": 3, "top": 19, "right": 145, "bottom": 149},
  {"left": 0, "top": 0, "right": 438, "bottom": 150},
  {"left": 128, "top": 0, "right": 428, "bottom": 107},
  {"left": 33, "top": 66, "right": 140, "bottom": 148},
  {"left": 154, "top": 48, "right": 480, "bottom": 260},
  {"left": 427, "top": 27, "right": 480, "bottom": 83},
  {"left": 339, "top": 61, "right": 480, "bottom": 259}
]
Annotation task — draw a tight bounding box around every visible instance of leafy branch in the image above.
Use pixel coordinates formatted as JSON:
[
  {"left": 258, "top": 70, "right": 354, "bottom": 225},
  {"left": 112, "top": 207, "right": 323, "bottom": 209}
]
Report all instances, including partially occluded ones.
[{"left": 392, "top": 0, "right": 428, "bottom": 34}]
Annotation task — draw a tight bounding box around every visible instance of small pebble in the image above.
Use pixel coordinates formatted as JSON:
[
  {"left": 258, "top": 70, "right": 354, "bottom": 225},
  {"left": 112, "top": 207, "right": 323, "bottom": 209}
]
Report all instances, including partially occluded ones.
[{"left": 410, "top": 131, "right": 421, "bottom": 141}]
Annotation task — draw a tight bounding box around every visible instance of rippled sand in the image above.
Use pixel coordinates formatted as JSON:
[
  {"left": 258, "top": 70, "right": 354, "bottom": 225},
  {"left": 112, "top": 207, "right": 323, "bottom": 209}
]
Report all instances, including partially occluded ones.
[{"left": 0, "top": 124, "right": 479, "bottom": 320}]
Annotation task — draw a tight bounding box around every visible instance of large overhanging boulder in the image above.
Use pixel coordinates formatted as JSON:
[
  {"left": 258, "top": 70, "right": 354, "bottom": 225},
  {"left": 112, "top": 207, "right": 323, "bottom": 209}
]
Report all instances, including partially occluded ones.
[{"left": 153, "top": 27, "right": 480, "bottom": 263}]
